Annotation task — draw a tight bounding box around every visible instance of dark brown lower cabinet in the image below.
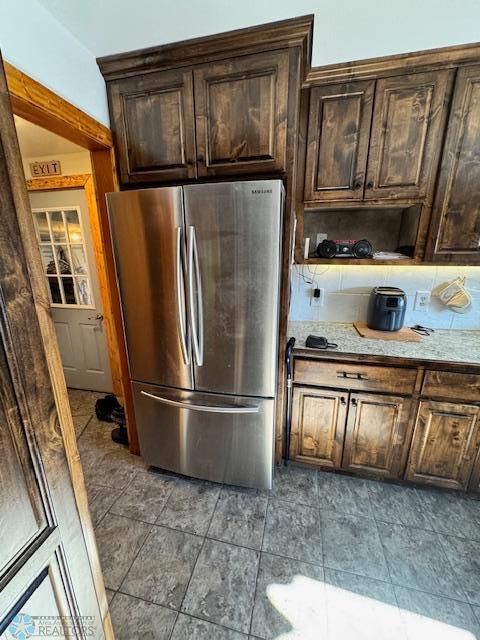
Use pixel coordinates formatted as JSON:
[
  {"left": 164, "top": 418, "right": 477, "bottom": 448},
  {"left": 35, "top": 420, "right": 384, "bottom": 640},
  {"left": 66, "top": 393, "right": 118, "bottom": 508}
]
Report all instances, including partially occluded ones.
[
  {"left": 468, "top": 448, "right": 480, "bottom": 494},
  {"left": 290, "top": 386, "right": 347, "bottom": 468},
  {"left": 342, "top": 392, "right": 413, "bottom": 479},
  {"left": 290, "top": 386, "right": 412, "bottom": 479},
  {"left": 406, "top": 400, "right": 480, "bottom": 490}
]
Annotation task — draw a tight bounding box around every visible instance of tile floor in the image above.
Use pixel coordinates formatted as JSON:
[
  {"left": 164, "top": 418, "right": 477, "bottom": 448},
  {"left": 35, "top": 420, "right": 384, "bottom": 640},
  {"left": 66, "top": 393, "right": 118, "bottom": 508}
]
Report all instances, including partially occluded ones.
[{"left": 70, "top": 388, "right": 480, "bottom": 640}]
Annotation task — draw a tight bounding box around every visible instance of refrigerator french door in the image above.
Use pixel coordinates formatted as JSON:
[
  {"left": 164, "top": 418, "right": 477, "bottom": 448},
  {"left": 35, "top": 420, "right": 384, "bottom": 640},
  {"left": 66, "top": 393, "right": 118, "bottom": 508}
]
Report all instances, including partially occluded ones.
[{"left": 108, "top": 180, "right": 283, "bottom": 489}]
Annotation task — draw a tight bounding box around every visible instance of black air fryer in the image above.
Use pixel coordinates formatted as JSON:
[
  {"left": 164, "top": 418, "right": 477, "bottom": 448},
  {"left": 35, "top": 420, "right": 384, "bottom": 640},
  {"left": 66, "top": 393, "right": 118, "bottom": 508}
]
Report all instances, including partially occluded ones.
[{"left": 367, "top": 287, "right": 407, "bottom": 331}]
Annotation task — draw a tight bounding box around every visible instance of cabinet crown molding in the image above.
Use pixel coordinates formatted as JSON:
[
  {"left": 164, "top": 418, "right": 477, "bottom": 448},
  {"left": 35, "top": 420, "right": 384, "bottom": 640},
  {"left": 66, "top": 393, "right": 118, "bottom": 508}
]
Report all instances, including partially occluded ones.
[
  {"left": 97, "top": 14, "right": 314, "bottom": 81},
  {"left": 306, "top": 40, "right": 480, "bottom": 85}
]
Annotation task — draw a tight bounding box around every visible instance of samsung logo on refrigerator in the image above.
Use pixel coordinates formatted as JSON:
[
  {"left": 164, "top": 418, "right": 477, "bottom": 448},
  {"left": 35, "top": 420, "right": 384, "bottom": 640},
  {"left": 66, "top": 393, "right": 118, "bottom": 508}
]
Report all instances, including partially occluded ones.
[{"left": 251, "top": 189, "right": 272, "bottom": 194}]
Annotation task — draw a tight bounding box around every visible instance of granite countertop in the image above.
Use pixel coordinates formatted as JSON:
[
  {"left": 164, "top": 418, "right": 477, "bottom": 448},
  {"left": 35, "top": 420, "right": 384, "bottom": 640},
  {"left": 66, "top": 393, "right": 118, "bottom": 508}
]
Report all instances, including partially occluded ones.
[{"left": 288, "top": 321, "right": 480, "bottom": 365}]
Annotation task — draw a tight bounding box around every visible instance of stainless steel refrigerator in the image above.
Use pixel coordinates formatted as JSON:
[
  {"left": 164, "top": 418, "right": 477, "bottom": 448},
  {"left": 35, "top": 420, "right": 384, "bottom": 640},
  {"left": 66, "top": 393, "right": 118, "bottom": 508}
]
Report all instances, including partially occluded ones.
[{"left": 107, "top": 180, "right": 283, "bottom": 489}]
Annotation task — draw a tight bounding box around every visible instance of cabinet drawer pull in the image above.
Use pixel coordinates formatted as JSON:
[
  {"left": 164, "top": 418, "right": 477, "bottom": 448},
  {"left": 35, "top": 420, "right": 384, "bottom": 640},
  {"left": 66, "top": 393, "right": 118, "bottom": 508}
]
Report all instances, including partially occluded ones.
[{"left": 336, "top": 371, "right": 368, "bottom": 380}]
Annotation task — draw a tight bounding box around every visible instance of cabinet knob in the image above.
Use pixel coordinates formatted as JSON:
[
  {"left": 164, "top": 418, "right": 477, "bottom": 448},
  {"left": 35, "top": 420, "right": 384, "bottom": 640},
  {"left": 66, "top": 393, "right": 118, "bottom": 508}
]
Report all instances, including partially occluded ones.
[
  {"left": 354, "top": 181, "right": 362, "bottom": 190},
  {"left": 366, "top": 181, "right": 374, "bottom": 189},
  {"left": 351, "top": 398, "right": 358, "bottom": 406},
  {"left": 340, "top": 397, "right": 346, "bottom": 405}
]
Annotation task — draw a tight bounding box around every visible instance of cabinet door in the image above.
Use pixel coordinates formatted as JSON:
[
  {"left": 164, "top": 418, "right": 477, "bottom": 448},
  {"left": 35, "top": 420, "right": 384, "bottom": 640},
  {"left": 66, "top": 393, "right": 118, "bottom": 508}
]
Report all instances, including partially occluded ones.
[
  {"left": 109, "top": 68, "right": 196, "bottom": 184},
  {"left": 193, "top": 50, "right": 289, "bottom": 177},
  {"left": 426, "top": 65, "right": 480, "bottom": 263},
  {"left": 290, "top": 386, "right": 347, "bottom": 468},
  {"left": 304, "top": 81, "right": 374, "bottom": 201},
  {"left": 365, "top": 70, "right": 452, "bottom": 200},
  {"left": 406, "top": 400, "right": 480, "bottom": 490},
  {"left": 468, "top": 447, "right": 480, "bottom": 494},
  {"left": 342, "top": 393, "right": 413, "bottom": 479}
]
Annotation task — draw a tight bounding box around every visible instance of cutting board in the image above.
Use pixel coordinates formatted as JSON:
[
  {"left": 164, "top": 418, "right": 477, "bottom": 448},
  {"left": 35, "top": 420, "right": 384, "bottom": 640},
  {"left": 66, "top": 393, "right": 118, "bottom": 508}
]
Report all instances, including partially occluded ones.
[{"left": 354, "top": 322, "right": 422, "bottom": 342}]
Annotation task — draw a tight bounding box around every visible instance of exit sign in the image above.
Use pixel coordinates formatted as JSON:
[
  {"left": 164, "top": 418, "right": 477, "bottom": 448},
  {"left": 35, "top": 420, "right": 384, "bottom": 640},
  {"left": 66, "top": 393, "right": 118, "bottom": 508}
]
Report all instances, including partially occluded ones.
[{"left": 30, "top": 160, "right": 62, "bottom": 177}]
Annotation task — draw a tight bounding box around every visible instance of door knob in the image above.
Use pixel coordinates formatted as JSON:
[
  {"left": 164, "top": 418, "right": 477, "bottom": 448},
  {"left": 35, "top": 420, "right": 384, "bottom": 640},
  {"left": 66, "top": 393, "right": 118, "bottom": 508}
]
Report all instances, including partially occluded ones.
[{"left": 88, "top": 313, "right": 103, "bottom": 321}]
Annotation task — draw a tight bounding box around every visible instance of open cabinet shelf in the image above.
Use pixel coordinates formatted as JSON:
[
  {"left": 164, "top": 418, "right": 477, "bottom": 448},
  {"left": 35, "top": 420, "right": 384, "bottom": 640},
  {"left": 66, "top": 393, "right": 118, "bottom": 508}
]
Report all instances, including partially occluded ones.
[
  {"left": 295, "top": 201, "right": 429, "bottom": 265},
  {"left": 301, "top": 257, "right": 420, "bottom": 266}
]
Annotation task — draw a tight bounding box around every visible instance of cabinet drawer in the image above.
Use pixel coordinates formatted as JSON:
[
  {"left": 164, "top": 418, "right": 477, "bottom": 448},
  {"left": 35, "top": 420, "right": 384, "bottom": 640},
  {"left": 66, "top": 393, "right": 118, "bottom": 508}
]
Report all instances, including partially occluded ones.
[
  {"left": 422, "top": 370, "right": 480, "bottom": 403},
  {"left": 293, "top": 359, "right": 417, "bottom": 395}
]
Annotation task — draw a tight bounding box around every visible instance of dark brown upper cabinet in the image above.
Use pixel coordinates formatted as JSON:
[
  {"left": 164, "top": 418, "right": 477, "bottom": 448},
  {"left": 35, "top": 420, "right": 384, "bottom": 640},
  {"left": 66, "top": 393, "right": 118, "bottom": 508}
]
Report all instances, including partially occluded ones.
[
  {"left": 304, "top": 80, "right": 374, "bottom": 202},
  {"left": 110, "top": 49, "right": 289, "bottom": 184},
  {"left": 365, "top": 70, "right": 452, "bottom": 200},
  {"left": 99, "top": 17, "right": 313, "bottom": 187},
  {"left": 109, "top": 68, "right": 197, "bottom": 185},
  {"left": 426, "top": 64, "right": 480, "bottom": 264},
  {"left": 193, "top": 50, "right": 289, "bottom": 177}
]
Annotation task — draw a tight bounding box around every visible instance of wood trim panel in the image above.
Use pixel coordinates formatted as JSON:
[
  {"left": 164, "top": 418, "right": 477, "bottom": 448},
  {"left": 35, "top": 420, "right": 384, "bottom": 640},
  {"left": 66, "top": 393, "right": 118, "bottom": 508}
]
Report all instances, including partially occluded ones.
[
  {"left": 98, "top": 15, "right": 314, "bottom": 80},
  {"left": 274, "top": 46, "right": 303, "bottom": 464},
  {"left": 4, "top": 61, "right": 112, "bottom": 151},
  {"left": 306, "top": 40, "right": 480, "bottom": 85}
]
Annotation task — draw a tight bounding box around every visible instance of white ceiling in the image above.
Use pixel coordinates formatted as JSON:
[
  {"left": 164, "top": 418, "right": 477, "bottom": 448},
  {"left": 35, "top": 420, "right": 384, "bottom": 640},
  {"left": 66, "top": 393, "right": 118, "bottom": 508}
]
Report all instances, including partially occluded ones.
[
  {"left": 14, "top": 115, "right": 84, "bottom": 157},
  {"left": 36, "top": 0, "right": 480, "bottom": 66}
]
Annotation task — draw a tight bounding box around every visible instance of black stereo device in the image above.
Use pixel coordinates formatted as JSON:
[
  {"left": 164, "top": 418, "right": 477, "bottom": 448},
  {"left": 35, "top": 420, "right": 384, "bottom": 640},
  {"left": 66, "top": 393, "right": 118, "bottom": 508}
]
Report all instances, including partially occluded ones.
[{"left": 315, "top": 238, "right": 373, "bottom": 259}]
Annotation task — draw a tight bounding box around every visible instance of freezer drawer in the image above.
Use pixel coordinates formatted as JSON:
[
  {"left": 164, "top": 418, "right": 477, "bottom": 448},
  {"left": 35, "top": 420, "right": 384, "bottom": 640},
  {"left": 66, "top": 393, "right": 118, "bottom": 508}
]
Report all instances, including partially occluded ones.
[{"left": 132, "top": 381, "right": 274, "bottom": 489}]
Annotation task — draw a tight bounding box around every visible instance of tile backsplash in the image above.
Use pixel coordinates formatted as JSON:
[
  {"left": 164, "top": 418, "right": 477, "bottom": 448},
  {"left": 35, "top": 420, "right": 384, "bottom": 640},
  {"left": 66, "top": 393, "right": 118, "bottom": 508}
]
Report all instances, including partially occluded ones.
[{"left": 289, "top": 264, "right": 480, "bottom": 329}]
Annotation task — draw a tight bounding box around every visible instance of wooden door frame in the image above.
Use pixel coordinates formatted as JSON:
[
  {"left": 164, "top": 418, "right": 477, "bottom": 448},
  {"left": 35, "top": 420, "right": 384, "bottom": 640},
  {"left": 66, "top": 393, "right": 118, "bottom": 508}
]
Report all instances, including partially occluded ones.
[
  {"left": 5, "top": 61, "right": 139, "bottom": 455},
  {"left": 0, "top": 53, "right": 114, "bottom": 640}
]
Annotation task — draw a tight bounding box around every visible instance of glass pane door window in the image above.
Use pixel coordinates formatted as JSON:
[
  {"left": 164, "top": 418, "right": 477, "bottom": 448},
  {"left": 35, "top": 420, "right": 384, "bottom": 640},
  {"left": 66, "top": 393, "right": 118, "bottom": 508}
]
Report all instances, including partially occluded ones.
[{"left": 32, "top": 207, "right": 94, "bottom": 307}]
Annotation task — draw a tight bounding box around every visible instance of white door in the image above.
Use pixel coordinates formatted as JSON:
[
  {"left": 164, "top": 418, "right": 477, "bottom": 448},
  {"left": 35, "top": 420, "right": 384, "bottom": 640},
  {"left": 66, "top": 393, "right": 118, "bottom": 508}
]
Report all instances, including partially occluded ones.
[{"left": 29, "top": 188, "right": 113, "bottom": 392}]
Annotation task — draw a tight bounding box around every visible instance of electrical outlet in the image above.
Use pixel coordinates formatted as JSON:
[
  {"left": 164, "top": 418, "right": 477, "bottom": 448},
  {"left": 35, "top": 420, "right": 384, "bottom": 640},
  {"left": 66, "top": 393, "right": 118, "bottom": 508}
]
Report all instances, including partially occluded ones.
[
  {"left": 316, "top": 233, "right": 327, "bottom": 247},
  {"left": 414, "top": 290, "right": 430, "bottom": 311},
  {"left": 310, "top": 287, "right": 324, "bottom": 307}
]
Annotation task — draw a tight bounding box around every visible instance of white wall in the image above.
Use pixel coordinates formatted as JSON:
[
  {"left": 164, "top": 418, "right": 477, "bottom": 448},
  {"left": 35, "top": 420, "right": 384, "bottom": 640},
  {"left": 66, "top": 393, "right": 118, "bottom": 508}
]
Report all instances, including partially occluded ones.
[
  {"left": 21, "top": 151, "right": 92, "bottom": 179},
  {"left": 37, "top": 0, "right": 480, "bottom": 65},
  {"left": 4, "top": 0, "right": 480, "bottom": 128},
  {"left": 0, "top": 0, "right": 109, "bottom": 125},
  {"left": 290, "top": 265, "right": 480, "bottom": 330}
]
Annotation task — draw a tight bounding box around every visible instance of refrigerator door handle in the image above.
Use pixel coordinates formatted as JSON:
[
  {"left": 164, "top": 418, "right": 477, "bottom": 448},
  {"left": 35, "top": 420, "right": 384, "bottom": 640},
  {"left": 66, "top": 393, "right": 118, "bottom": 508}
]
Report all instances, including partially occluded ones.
[
  {"left": 176, "top": 227, "right": 190, "bottom": 365},
  {"left": 187, "top": 225, "right": 204, "bottom": 366},
  {"left": 140, "top": 390, "right": 259, "bottom": 414}
]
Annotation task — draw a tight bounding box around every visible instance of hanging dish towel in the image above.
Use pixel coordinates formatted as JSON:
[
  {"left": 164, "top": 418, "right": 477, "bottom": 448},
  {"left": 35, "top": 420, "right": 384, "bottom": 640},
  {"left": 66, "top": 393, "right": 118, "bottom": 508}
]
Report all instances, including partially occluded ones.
[{"left": 433, "top": 276, "right": 472, "bottom": 314}]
